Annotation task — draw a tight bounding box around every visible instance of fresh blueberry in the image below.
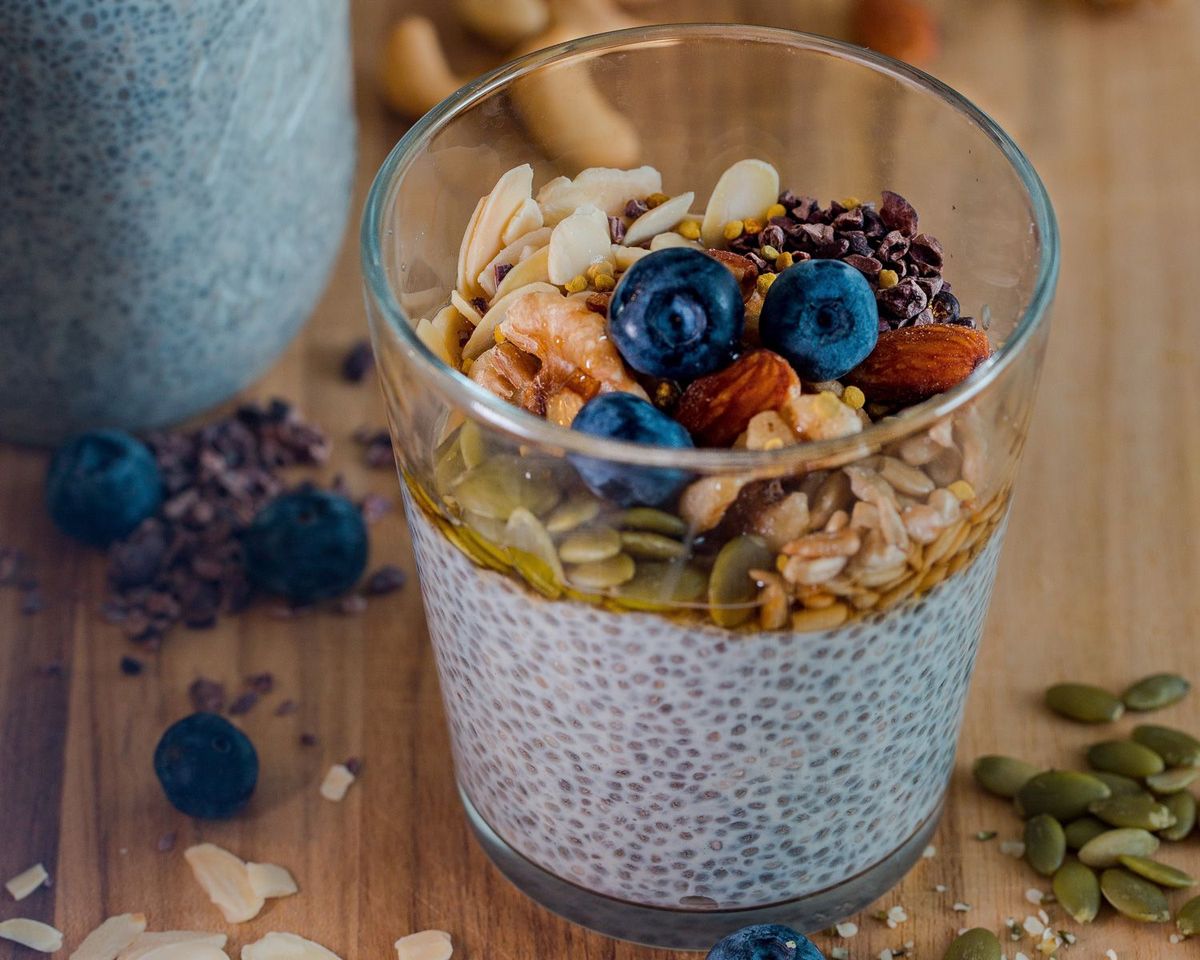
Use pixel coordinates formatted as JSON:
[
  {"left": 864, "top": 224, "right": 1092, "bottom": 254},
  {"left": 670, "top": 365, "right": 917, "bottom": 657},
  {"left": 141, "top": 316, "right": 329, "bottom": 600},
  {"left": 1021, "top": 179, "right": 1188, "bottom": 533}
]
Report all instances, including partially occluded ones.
[
  {"left": 608, "top": 247, "right": 744, "bottom": 380},
  {"left": 46, "top": 429, "right": 163, "bottom": 546},
  {"left": 569, "top": 392, "right": 693, "bottom": 507},
  {"left": 706, "top": 924, "right": 825, "bottom": 960},
  {"left": 242, "top": 489, "right": 368, "bottom": 604},
  {"left": 153, "top": 712, "right": 258, "bottom": 819},
  {"left": 759, "top": 258, "right": 879, "bottom": 382}
]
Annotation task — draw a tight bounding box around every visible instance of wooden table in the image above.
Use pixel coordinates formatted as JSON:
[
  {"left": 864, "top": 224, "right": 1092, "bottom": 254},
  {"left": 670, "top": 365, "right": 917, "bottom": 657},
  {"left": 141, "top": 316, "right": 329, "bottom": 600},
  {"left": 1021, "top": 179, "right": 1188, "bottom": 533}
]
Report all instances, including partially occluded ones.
[{"left": 3, "top": 1, "right": 1199, "bottom": 957}]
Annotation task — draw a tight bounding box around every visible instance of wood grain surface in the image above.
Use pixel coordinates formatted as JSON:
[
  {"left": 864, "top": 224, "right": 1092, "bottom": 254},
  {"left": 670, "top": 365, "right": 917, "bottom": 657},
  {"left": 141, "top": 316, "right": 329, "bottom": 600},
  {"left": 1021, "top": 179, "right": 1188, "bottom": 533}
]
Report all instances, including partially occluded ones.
[{"left": 3, "top": 1, "right": 1200, "bottom": 958}]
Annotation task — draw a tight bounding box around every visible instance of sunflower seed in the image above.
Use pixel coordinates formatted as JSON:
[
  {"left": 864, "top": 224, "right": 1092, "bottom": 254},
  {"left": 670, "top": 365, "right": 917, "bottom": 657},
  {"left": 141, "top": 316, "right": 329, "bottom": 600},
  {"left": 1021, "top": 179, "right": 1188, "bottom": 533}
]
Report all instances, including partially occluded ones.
[
  {"left": 1064, "top": 816, "right": 1108, "bottom": 850},
  {"left": 618, "top": 530, "right": 687, "bottom": 560},
  {"left": 1147, "top": 767, "right": 1199, "bottom": 794},
  {"left": 557, "top": 527, "right": 622, "bottom": 564},
  {"left": 1160, "top": 791, "right": 1197, "bottom": 841},
  {"left": 1087, "top": 740, "right": 1165, "bottom": 778},
  {"left": 708, "top": 535, "right": 774, "bottom": 627},
  {"left": 1100, "top": 867, "right": 1171, "bottom": 922},
  {"left": 1078, "top": 828, "right": 1160, "bottom": 867},
  {"left": 1015, "top": 770, "right": 1111, "bottom": 821},
  {"left": 1024, "top": 814, "right": 1066, "bottom": 876},
  {"left": 1090, "top": 793, "right": 1177, "bottom": 830},
  {"left": 941, "top": 928, "right": 1001, "bottom": 960},
  {"left": 1117, "top": 855, "right": 1196, "bottom": 889},
  {"left": 1045, "top": 683, "right": 1124, "bottom": 724},
  {"left": 1177, "top": 894, "right": 1200, "bottom": 937},
  {"left": 1123, "top": 674, "right": 1191, "bottom": 712},
  {"left": 973, "top": 755, "right": 1039, "bottom": 798},
  {"left": 566, "top": 552, "right": 636, "bottom": 590},
  {"left": 1053, "top": 861, "right": 1101, "bottom": 923},
  {"left": 1132, "top": 724, "right": 1200, "bottom": 767}
]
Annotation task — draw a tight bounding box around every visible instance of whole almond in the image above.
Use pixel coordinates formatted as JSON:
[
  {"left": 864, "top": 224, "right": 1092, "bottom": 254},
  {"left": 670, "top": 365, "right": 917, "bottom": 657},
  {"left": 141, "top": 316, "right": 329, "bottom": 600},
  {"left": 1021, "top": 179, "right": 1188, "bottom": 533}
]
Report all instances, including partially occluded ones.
[
  {"left": 851, "top": 0, "right": 940, "bottom": 67},
  {"left": 844, "top": 324, "right": 991, "bottom": 406},
  {"left": 675, "top": 349, "right": 798, "bottom": 447}
]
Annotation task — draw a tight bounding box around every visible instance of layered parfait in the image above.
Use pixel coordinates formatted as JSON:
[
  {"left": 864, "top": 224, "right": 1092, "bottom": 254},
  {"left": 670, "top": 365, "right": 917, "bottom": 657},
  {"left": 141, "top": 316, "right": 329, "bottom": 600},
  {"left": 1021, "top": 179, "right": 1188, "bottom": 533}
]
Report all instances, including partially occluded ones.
[{"left": 391, "top": 159, "right": 1012, "bottom": 915}]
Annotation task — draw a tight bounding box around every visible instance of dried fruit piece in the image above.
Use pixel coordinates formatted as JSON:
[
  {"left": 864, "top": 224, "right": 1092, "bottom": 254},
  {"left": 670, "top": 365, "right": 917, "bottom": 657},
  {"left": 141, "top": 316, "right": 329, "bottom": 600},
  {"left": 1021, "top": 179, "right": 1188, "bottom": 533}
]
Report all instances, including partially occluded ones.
[
  {"left": 394, "top": 931, "right": 452, "bottom": 960},
  {"left": 319, "top": 764, "right": 356, "bottom": 802},
  {"left": 844, "top": 324, "right": 991, "bottom": 406},
  {"left": 70, "top": 914, "right": 148, "bottom": 960},
  {"left": 5, "top": 863, "right": 49, "bottom": 901},
  {"left": 547, "top": 204, "right": 611, "bottom": 285},
  {"left": 851, "top": 0, "right": 940, "bottom": 67},
  {"left": 701, "top": 159, "right": 780, "bottom": 247},
  {"left": 184, "top": 843, "right": 264, "bottom": 923},
  {"left": 678, "top": 475, "right": 750, "bottom": 532},
  {"left": 462, "top": 281, "right": 559, "bottom": 361},
  {"left": 0, "top": 919, "right": 65, "bottom": 953},
  {"left": 623, "top": 192, "right": 695, "bottom": 246},
  {"left": 674, "top": 349, "right": 798, "bottom": 447},
  {"left": 536, "top": 166, "right": 662, "bottom": 224},
  {"left": 246, "top": 863, "right": 299, "bottom": 900},
  {"left": 242, "top": 933, "right": 342, "bottom": 960}
]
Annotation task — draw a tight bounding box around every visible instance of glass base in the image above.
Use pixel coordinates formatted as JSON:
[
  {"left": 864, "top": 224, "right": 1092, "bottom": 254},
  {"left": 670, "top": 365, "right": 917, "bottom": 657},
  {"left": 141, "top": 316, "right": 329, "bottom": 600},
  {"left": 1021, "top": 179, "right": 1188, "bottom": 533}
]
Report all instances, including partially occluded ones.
[{"left": 460, "top": 785, "right": 944, "bottom": 951}]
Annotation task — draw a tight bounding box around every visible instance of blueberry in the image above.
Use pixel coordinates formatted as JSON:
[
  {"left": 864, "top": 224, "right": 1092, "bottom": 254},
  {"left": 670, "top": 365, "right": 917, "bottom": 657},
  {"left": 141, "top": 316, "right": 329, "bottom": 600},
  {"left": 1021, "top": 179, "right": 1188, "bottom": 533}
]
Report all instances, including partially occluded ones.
[
  {"left": 759, "top": 259, "right": 879, "bottom": 382},
  {"left": 568, "top": 393, "right": 693, "bottom": 507},
  {"left": 242, "top": 489, "right": 367, "bottom": 604},
  {"left": 153, "top": 713, "right": 258, "bottom": 819},
  {"left": 706, "top": 924, "right": 825, "bottom": 960},
  {"left": 608, "top": 247, "right": 744, "bottom": 380},
  {"left": 46, "top": 430, "right": 163, "bottom": 546}
]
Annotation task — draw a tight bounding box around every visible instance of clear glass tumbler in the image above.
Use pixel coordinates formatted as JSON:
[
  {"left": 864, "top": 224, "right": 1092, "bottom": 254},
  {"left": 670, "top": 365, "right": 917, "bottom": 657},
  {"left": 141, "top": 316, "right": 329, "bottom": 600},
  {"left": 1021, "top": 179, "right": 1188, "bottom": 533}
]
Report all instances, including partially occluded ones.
[{"left": 362, "top": 25, "right": 1058, "bottom": 949}]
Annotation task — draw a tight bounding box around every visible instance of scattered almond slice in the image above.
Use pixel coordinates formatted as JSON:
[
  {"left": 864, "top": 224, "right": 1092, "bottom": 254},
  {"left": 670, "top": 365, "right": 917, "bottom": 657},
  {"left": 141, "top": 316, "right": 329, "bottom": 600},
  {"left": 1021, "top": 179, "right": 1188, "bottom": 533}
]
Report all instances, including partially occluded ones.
[
  {"left": 70, "top": 914, "right": 147, "bottom": 960},
  {"left": 700, "top": 158, "right": 780, "bottom": 247},
  {"left": 246, "top": 863, "right": 299, "bottom": 900},
  {"left": 547, "top": 204, "right": 611, "bottom": 285},
  {"left": 415, "top": 319, "right": 448, "bottom": 365},
  {"left": 453, "top": 196, "right": 485, "bottom": 298},
  {"left": 623, "top": 192, "right": 694, "bottom": 246},
  {"left": 649, "top": 231, "right": 699, "bottom": 251},
  {"left": 416, "top": 304, "right": 469, "bottom": 367},
  {"left": 394, "top": 931, "right": 452, "bottom": 960},
  {"left": 118, "top": 932, "right": 228, "bottom": 960},
  {"left": 462, "top": 282, "right": 559, "bottom": 362},
  {"left": 128, "top": 944, "right": 228, "bottom": 960},
  {"left": 500, "top": 197, "right": 543, "bottom": 245},
  {"left": 241, "top": 933, "right": 341, "bottom": 960},
  {"left": 448, "top": 290, "right": 483, "bottom": 327},
  {"left": 477, "top": 227, "right": 551, "bottom": 296},
  {"left": 536, "top": 165, "right": 662, "bottom": 224},
  {"left": 0, "top": 919, "right": 64, "bottom": 953},
  {"left": 493, "top": 245, "right": 550, "bottom": 300},
  {"left": 611, "top": 244, "right": 650, "bottom": 270},
  {"left": 184, "top": 843, "right": 265, "bottom": 924},
  {"left": 6, "top": 863, "right": 49, "bottom": 901},
  {"left": 458, "top": 164, "right": 534, "bottom": 298},
  {"left": 319, "top": 764, "right": 356, "bottom": 802}
]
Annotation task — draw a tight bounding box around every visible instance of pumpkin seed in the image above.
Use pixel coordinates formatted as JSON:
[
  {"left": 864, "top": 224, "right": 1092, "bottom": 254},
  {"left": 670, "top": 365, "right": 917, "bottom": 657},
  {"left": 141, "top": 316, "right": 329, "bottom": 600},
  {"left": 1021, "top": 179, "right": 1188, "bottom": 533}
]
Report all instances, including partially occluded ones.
[
  {"left": 707, "top": 535, "right": 773, "bottom": 628},
  {"left": 941, "top": 928, "right": 1001, "bottom": 960},
  {"left": 1064, "top": 816, "right": 1108, "bottom": 850},
  {"left": 1045, "top": 683, "right": 1124, "bottom": 724},
  {"left": 1160, "top": 791, "right": 1196, "bottom": 841},
  {"left": 558, "top": 527, "right": 622, "bottom": 564},
  {"left": 1117, "top": 855, "right": 1196, "bottom": 889},
  {"left": 544, "top": 492, "right": 601, "bottom": 533},
  {"left": 1177, "top": 894, "right": 1200, "bottom": 937},
  {"left": 972, "top": 755, "right": 1039, "bottom": 798},
  {"left": 1147, "top": 767, "right": 1199, "bottom": 794},
  {"left": 1123, "top": 673, "right": 1191, "bottom": 712},
  {"left": 619, "top": 530, "right": 688, "bottom": 561},
  {"left": 1015, "top": 771, "right": 1111, "bottom": 821},
  {"left": 458, "top": 421, "right": 490, "bottom": 469},
  {"left": 509, "top": 548, "right": 563, "bottom": 598},
  {"left": 1100, "top": 867, "right": 1171, "bottom": 922},
  {"left": 1092, "top": 771, "right": 1151, "bottom": 797},
  {"left": 1090, "top": 793, "right": 1177, "bottom": 830},
  {"left": 1053, "top": 860, "right": 1101, "bottom": 923},
  {"left": 462, "top": 509, "right": 510, "bottom": 545},
  {"left": 434, "top": 433, "right": 469, "bottom": 497},
  {"left": 566, "top": 552, "right": 636, "bottom": 590},
  {"left": 1024, "top": 814, "right": 1066, "bottom": 876},
  {"left": 1087, "top": 740, "right": 1165, "bottom": 779},
  {"left": 453, "top": 455, "right": 560, "bottom": 520},
  {"left": 611, "top": 562, "right": 707, "bottom": 611},
  {"left": 616, "top": 507, "right": 689, "bottom": 538},
  {"left": 443, "top": 521, "right": 510, "bottom": 574},
  {"left": 1078, "top": 828, "right": 1160, "bottom": 867},
  {"left": 504, "top": 508, "right": 564, "bottom": 583},
  {"left": 1132, "top": 724, "right": 1200, "bottom": 767}
]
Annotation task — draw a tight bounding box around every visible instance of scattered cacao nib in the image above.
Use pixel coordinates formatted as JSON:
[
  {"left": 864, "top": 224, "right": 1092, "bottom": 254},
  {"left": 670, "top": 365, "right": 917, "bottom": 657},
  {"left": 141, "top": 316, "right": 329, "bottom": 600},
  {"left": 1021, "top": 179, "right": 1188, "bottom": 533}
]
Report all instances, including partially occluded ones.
[
  {"left": 341, "top": 340, "right": 375, "bottom": 383},
  {"left": 877, "top": 277, "right": 930, "bottom": 321},
  {"left": 470, "top": 296, "right": 489, "bottom": 316},
  {"left": 275, "top": 699, "right": 298, "bottom": 717},
  {"left": 364, "top": 564, "right": 407, "bottom": 596},
  {"left": 908, "top": 232, "right": 944, "bottom": 272},
  {"left": 246, "top": 672, "right": 275, "bottom": 695},
  {"left": 360, "top": 493, "right": 393, "bottom": 524},
  {"left": 120, "top": 656, "right": 144, "bottom": 676},
  {"left": 228, "top": 691, "right": 259, "bottom": 716},
  {"left": 493, "top": 262, "right": 513, "bottom": 286},
  {"left": 880, "top": 189, "right": 919, "bottom": 237},
  {"left": 759, "top": 224, "right": 786, "bottom": 251},
  {"left": 20, "top": 587, "right": 43, "bottom": 615},
  {"left": 607, "top": 216, "right": 626, "bottom": 244},
  {"left": 624, "top": 198, "right": 649, "bottom": 219},
  {"left": 844, "top": 254, "right": 882, "bottom": 277},
  {"left": 189, "top": 676, "right": 226, "bottom": 713},
  {"left": 344, "top": 756, "right": 364, "bottom": 777},
  {"left": 354, "top": 429, "right": 394, "bottom": 470},
  {"left": 584, "top": 292, "right": 611, "bottom": 315},
  {"left": 156, "top": 831, "right": 177, "bottom": 853},
  {"left": 300, "top": 732, "right": 318, "bottom": 747}
]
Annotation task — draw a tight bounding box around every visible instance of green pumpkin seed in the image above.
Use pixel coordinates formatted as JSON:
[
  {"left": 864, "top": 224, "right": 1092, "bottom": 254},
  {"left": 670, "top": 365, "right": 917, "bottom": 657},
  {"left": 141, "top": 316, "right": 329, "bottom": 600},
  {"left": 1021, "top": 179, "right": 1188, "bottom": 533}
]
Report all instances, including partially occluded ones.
[
  {"left": 707, "top": 535, "right": 773, "bottom": 628},
  {"left": 434, "top": 433, "right": 469, "bottom": 496},
  {"left": 1147, "top": 767, "right": 1199, "bottom": 794},
  {"left": 1100, "top": 867, "right": 1171, "bottom": 922},
  {"left": 462, "top": 509, "right": 510, "bottom": 545},
  {"left": 1090, "top": 793, "right": 1177, "bottom": 830},
  {"left": 1015, "top": 770, "right": 1111, "bottom": 821},
  {"left": 445, "top": 522, "right": 510, "bottom": 574},
  {"left": 509, "top": 548, "right": 563, "bottom": 598},
  {"left": 1087, "top": 740, "right": 1165, "bottom": 778},
  {"left": 941, "top": 928, "right": 1001, "bottom": 960},
  {"left": 453, "top": 455, "right": 560, "bottom": 520},
  {"left": 1078, "top": 828, "right": 1160, "bottom": 867},
  {"left": 1176, "top": 894, "right": 1200, "bottom": 937},
  {"left": 973, "top": 755, "right": 1039, "bottom": 798},
  {"left": 616, "top": 507, "right": 689, "bottom": 538},
  {"left": 1117, "top": 855, "right": 1196, "bottom": 889},
  {"left": 458, "top": 420, "right": 490, "bottom": 469},
  {"left": 1053, "top": 860, "right": 1101, "bottom": 923},
  {"left": 619, "top": 530, "right": 688, "bottom": 561},
  {"left": 1024, "top": 814, "right": 1066, "bottom": 876},
  {"left": 558, "top": 527, "right": 622, "bottom": 564},
  {"left": 1092, "top": 771, "right": 1151, "bottom": 797},
  {"left": 1045, "top": 683, "right": 1125, "bottom": 724},
  {"left": 1064, "top": 816, "right": 1108, "bottom": 850},
  {"left": 1160, "top": 791, "right": 1196, "bottom": 841},
  {"left": 611, "top": 562, "right": 707, "bottom": 611},
  {"left": 544, "top": 493, "right": 602, "bottom": 533},
  {"left": 566, "top": 552, "right": 636, "bottom": 590},
  {"left": 1133, "top": 724, "right": 1200, "bottom": 767},
  {"left": 504, "top": 508, "right": 564, "bottom": 583},
  {"left": 1123, "top": 673, "right": 1191, "bottom": 712}
]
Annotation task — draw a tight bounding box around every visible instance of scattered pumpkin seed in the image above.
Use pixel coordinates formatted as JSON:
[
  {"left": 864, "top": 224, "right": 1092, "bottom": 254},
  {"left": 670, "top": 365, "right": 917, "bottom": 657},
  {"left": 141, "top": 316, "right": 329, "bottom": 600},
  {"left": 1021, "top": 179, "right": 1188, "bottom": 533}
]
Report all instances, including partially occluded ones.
[
  {"left": 1176, "top": 894, "right": 1200, "bottom": 937},
  {"left": 1100, "top": 867, "right": 1171, "bottom": 922},
  {"left": 1090, "top": 793, "right": 1177, "bottom": 830},
  {"left": 1132, "top": 724, "right": 1200, "bottom": 767},
  {"left": 1078, "top": 828, "right": 1160, "bottom": 868},
  {"left": 1123, "top": 673, "right": 1191, "bottom": 712},
  {"left": 1146, "top": 767, "right": 1199, "bottom": 794},
  {"left": 941, "top": 928, "right": 1000, "bottom": 960},
  {"left": 973, "top": 755, "right": 1039, "bottom": 798},
  {"left": 1087, "top": 740, "right": 1165, "bottom": 779},
  {"left": 453, "top": 455, "right": 560, "bottom": 520},
  {"left": 707, "top": 535, "right": 773, "bottom": 628},
  {"left": 618, "top": 530, "right": 688, "bottom": 560},
  {"left": 1117, "top": 855, "right": 1196, "bottom": 889},
  {"left": 975, "top": 830, "right": 997, "bottom": 841},
  {"left": 566, "top": 552, "right": 636, "bottom": 590},
  {"left": 458, "top": 421, "right": 489, "bottom": 469},
  {"left": 616, "top": 507, "right": 688, "bottom": 538},
  {"left": 1045, "top": 683, "right": 1125, "bottom": 724},
  {"left": 1064, "top": 816, "right": 1108, "bottom": 850},
  {"left": 1024, "top": 814, "right": 1066, "bottom": 876},
  {"left": 1053, "top": 860, "right": 1101, "bottom": 923},
  {"left": 558, "top": 527, "right": 622, "bottom": 564},
  {"left": 1015, "top": 770, "right": 1111, "bottom": 821},
  {"left": 1160, "top": 791, "right": 1197, "bottom": 841},
  {"left": 544, "top": 493, "right": 602, "bottom": 533},
  {"left": 504, "top": 508, "right": 564, "bottom": 582},
  {"left": 611, "top": 562, "right": 707, "bottom": 611},
  {"left": 1091, "top": 771, "right": 1151, "bottom": 797}
]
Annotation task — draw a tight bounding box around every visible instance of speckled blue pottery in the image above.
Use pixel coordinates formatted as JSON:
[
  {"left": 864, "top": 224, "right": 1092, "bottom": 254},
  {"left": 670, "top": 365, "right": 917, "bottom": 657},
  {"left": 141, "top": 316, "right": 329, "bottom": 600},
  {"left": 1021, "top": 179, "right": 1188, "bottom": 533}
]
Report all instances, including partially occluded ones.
[{"left": 0, "top": 0, "right": 356, "bottom": 445}]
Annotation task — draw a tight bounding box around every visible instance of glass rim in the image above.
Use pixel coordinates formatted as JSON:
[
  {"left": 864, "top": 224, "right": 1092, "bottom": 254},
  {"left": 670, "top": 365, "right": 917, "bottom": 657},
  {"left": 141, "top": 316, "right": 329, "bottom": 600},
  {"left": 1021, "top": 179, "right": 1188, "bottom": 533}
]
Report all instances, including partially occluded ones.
[{"left": 361, "top": 23, "right": 1060, "bottom": 472}]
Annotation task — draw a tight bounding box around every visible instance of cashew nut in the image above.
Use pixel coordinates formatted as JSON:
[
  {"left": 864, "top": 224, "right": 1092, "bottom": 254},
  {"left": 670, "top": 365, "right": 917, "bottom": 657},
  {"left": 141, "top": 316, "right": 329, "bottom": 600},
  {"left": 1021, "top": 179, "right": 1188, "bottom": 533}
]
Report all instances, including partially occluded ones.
[
  {"left": 457, "top": 0, "right": 550, "bottom": 48},
  {"left": 380, "top": 16, "right": 466, "bottom": 117}
]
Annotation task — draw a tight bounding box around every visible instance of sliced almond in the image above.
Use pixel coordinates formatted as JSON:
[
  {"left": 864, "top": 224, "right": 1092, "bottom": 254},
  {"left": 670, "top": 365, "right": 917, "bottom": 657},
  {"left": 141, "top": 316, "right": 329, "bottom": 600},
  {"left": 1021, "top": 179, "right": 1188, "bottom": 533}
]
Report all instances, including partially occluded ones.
[
  {"left": 611, "top": 244, "right": 651, "bottom": 270},
  {"left": 449, "top": 289, "right": 483, "bottom": 327},
  {"left": 416, "top": 304, "right": 469, "bottom": 367},
  {"left": 700, "top": 158, "right": 780, "bottom": 247},
  {"left": 0, "top": 919, "right": 64, "bottom": 953},
  {"left": 241, "top": 933, "right": 341, "bottom": 960},
  {"left": 118, "top": 932, "right": 227, "bottom": 960},
  {"left": 536, "top": 165, "right": 662, "bottom": 224},
  {"left": 500, "top": 197, "right": 544, "bottom": 245},
  {"left": 547, "top": 204, "right": 610, "bottom": 285},
  {"left": 462, "top": 282, "right": 559, "bottom": 361},
  {"left": 319, "top": 764, "right": 356, "bottom": 802},
  {"left": 477, "top": 226, "right": 551, "bottom": 296},
  {"left": 415, "top": 319, "right": 446, "bottom": 365},
  {"left": 394, "top": 931, "right": 452, "bottom": 960},
  {"left": 246, "top": 863, "right": 299, "bottom": 900},
  {"left": 458, "top": 164, "right": 534, "bottom": 298},
  {"left": 6, "top": 863, "right": 49, "bottom": 901},
  {"left": 623, "top": 192, "right": 694, "bottom": 246},
  {"left": 183, "top": 843, "right": 264, "bottom": 924},
  {"left": 129, "top": 945, "right": 227, "bottom": 960},
  {"left": 70, "top": 914, "right": 147, "bottom": 960},
  {"left": 649, "top": 231, "right": 700, "bottom": 251},
  {"left": 453, "top": 196, "right": 485, "bottom": 298},
  {"left": 493, "top": 245, "right": 550, "bottom": 300}
]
